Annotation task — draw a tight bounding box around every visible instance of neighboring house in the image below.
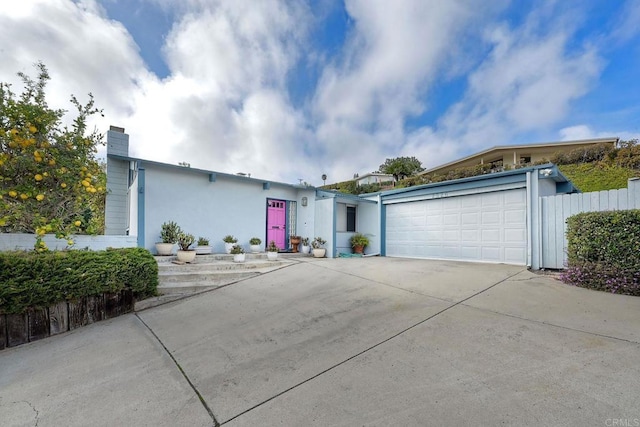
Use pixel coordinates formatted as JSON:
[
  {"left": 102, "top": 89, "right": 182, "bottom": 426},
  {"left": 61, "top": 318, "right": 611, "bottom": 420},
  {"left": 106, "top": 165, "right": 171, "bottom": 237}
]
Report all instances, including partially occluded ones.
[
  {"left": 104, "top": 127, "right": 580, "bottom": 268},
  {"left": 421, "top": 137, "right": 618, "bottom": 176},
  {"left": 355, "top": 173, "right": 395, "bottom": 187}
]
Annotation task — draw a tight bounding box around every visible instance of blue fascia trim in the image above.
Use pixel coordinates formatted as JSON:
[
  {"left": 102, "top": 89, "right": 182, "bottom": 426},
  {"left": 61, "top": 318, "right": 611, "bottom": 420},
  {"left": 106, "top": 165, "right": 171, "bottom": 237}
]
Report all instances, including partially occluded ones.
[
  {"left": 137, "top": 166, "right": 145, "bottom": 248},
  {"left": 332, "top": 197, "right": 337, "bottom": 258},
  {"left": 315, "top": 189, "right": 377, "bottom": 204},
  {"left": 106, "top": 153, "right": 313, "bottom": 191},
  {"left": 381, "top": 172, "right": 527, "bottom": 202},
  {"left": 379, "top": 163, "right": 560, "bottom": 199},
  {"left": 380, "top": 202, "right": 386, "bottom": 256}
]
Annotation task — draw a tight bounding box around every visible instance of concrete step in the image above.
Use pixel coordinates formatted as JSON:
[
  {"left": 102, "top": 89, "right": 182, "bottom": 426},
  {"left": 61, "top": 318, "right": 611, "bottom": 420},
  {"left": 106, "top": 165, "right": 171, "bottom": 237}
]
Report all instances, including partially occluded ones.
[
  {"left": 154, "top": 252, "right": 310, "bottom": 263},
  {"left": 157, "top": 259, "right": 290, "bottom": 273},
  {"left": 159, "top": 270, "right": 260, "bottom": 284}
]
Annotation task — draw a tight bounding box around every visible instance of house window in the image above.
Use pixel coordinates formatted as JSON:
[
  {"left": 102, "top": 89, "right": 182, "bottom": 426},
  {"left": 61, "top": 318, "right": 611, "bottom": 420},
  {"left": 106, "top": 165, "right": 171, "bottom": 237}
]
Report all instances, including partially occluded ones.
[
  {"left": 337, "top": 203, "right": 357, "bottom": 232},
  {"left": 347, "top": 206, "right": 356, "bottom": 232},
  {"left": 519, "top": 156, "right": 531, "bottom": 164}
]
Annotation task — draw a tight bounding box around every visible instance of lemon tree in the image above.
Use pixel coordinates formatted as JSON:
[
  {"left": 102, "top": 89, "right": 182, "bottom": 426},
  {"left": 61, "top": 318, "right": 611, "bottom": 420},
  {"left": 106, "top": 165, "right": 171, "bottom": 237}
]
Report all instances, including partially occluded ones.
[{"left": 0, "top": 63, "right": 106, "bottom": 251}]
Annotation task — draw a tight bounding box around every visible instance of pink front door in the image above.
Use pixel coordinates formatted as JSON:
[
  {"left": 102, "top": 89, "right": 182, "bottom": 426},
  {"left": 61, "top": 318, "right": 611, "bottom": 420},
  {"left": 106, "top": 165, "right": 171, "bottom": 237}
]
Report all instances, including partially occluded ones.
[{"left": 267, "top": 199, "right": 286, "bottom": 250}]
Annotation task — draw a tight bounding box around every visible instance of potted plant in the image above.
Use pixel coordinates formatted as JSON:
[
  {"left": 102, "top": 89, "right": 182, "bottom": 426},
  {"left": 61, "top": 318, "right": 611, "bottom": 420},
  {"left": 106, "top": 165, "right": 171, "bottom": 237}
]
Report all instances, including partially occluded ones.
[
  {"left": 312, "top": 237, "right": 327, "bottom": 258},
  {"left": 290, "top": 235, "right": 301, "bottom": 253},
  {"left": 249, "top": 237, "right": 262, "bottom": 253},
  {"left": 195, "top": 237, "right": 212, "bottom": 255},
  {"left": 350, "top": 233, "right": 369, "bottom": 254},
  {"left": 300, "top": 237, "right": 310, "bottom": 254},
  {"left": 176, "top": 232, "right": 196, "bottom": 263},
  {"left": 230, "top": 244, "right": 245, "bottom": 263},
  {"left": 156, "top": 221, "right": 181, "bottom": 255},
  {"left": 223, "top": 235, "right": 238, "bottom": 254},
  {"left": 266, "top": 240, "right": 279, "bottom": 261}
]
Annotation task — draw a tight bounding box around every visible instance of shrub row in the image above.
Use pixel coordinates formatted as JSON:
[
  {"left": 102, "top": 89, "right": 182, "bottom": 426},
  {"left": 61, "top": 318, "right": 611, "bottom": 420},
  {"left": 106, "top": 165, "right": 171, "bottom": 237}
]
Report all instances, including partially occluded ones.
[
  {"left": 561, "top": 210, "right": 640, "bottom": 296},
  {"left": 0, "top": 247, "right": 158, "bottom": 314}
]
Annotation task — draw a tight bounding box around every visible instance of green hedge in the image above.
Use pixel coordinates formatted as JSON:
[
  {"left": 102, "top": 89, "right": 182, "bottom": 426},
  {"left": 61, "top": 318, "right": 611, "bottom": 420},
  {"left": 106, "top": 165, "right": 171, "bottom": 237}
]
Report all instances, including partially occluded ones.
[
  {"left": 0, "top": 247, "right": 158, "bottom": 314},
  {"left": 561, "top": 210, "right": 640, "bottom": 295}
]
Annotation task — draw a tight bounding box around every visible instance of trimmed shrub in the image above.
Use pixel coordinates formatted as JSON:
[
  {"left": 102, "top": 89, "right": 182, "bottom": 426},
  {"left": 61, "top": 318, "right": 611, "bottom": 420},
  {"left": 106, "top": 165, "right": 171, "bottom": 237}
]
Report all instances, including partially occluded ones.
[
  {"left": 562, "top": 210, "right": 640, "bottom": 295},
  {"left": 0, "top": 247, "right": 158, "bottom": 314}
]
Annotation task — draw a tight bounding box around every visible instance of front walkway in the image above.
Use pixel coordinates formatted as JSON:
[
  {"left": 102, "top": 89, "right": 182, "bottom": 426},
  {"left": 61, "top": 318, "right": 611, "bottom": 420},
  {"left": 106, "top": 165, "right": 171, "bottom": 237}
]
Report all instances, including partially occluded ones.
[{"left": 1, "top": 258, "right": 639, "bottom": 426}]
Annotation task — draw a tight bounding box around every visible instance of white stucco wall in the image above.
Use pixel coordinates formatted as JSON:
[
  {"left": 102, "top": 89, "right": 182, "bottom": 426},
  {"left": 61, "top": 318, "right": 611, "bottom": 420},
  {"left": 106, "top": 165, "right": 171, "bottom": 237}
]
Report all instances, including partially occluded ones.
[
  {"left": 357, "top": 201, "right": 380, "bottom": 255},
  {"left": 142, "top": 165, "right": 314, "bottom": 253},
  {"left": 0, "top": 234, "right": 137, "bottom": 251},
  {"left": 314, "top": 198, "right": 334, "bottom": 257}
]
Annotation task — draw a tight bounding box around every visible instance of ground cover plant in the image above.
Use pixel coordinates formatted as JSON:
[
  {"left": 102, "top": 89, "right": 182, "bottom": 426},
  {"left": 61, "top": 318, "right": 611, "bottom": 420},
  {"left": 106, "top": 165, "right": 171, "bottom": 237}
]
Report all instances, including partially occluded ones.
[{"left": 561, "top": 210, "right": 640, "bottom": 296}]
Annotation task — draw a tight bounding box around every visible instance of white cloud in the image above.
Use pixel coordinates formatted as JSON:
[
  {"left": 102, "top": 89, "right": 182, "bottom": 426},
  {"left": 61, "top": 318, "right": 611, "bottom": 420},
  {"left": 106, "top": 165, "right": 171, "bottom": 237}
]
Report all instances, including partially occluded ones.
[
  {"left": 0, "top": 0, "right": 623, "bottom": 184},
  {"left": 0, "top": 0, "right": 148, "bottom": 123}
]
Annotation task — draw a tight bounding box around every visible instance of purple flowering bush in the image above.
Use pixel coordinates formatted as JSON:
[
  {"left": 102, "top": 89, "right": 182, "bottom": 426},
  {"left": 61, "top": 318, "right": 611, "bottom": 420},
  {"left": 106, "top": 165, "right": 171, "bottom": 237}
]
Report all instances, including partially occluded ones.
[{"left": 562, "top": 210, "right": 640, "bottom": 296}]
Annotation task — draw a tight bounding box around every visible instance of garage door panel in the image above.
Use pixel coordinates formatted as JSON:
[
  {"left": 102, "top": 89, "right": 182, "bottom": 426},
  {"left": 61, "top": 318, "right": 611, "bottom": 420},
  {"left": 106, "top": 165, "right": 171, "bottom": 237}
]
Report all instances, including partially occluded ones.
[
  {"left": 461, "top": 212, "right": 479, "bottom": 225},
  {"left": 504, "top": 228, "right": 526, "bottom": 242},
  {"left": 504, "top": 209, "right": 525, "bottom": 224},
  {"left": 386, "top": 188, "right": 527, "bottom": 265},
  {"left": 481, "top": 212, "right": 500, "bottom": 225}
]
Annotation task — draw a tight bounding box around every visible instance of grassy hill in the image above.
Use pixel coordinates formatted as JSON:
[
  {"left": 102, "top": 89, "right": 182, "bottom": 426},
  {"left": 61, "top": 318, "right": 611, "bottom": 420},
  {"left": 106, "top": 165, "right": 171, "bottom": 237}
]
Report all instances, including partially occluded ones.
[{"left": 559, "top": 163, "right": 639, "bottom": 192}]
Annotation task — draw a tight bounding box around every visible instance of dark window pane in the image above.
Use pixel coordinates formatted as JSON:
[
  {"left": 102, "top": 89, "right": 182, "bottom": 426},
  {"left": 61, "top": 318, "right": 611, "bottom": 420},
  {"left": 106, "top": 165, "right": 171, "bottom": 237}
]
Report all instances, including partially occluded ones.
[{"left": 347, "top": 206, "right": 356, "bottom": 232}]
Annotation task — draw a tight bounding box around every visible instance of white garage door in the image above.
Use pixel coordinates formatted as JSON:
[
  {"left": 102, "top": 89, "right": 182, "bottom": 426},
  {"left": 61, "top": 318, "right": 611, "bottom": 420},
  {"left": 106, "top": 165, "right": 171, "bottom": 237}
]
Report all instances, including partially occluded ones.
[{"left": 385, "top": 189, "right": 527, "bottom": 265}]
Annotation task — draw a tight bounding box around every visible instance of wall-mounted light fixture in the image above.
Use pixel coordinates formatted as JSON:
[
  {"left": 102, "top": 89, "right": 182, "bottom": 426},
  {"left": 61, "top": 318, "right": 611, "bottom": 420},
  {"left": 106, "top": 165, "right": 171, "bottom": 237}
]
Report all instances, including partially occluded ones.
[{"left": 301, "top": 196, "right": 308, "bottom": 207}]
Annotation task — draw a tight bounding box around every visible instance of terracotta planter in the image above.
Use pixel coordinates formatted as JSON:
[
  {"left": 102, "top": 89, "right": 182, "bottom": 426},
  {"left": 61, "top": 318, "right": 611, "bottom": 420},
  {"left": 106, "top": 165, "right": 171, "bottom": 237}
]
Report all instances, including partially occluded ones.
[
  {"left": 250, "top": 244, "right": 262, "bottom": 253},
  {"left": 290, "top": 236, "right": 301, "bottom": 253},
  {"left": 233, "top": 253, "right": 246, "bottom": 263},
  {"left": 155, "top": 242, "right": 174, "bottom": 256},
  {"left": 312, "top": 248, "right": 326, "bottom": 258},
  {"left": 353, "top": 245, "right": 364, "bottom": 254},
  {"left": 267, "top": 251, "right": 278, "bottom": 261},
  {"left": 176, "top": 250, "right": 196, "bottom": 263}
]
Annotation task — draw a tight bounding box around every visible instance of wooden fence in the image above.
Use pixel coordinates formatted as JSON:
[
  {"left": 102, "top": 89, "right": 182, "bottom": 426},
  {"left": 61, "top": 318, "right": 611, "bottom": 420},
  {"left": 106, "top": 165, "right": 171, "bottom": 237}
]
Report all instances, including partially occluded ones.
[{"left": 540, "top": 178, "right": 640, "bottom": 269}]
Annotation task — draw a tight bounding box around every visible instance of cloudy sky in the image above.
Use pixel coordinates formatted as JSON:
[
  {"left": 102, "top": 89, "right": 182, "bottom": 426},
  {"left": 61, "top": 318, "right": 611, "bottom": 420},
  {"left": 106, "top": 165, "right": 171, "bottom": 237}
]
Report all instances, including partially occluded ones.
[{"left": 1, "top": 0, "right": 638, "bottom": 185}]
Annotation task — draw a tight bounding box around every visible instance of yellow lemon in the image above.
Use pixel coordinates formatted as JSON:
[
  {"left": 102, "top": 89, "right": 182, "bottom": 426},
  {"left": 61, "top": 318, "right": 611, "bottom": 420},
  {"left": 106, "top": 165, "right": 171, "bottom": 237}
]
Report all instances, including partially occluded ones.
[
  {"left": 36, "top": 194, "right": 45, "bottom": 201},
  {"left": 60, "top": 183, "right": 67, "bottom": 188},
  {"left": 74, "top": 220, "right": 81, "bottom": 227},
  {"left": 35, "top": 156, "right": 42, "bottom": 162},
  {"left": 9, "top": 190, "right": 17, "bottom": 197},
  {"left": 29, "top": 125, "right": 37, "bottom": 133},
  {"left": 35, "top": 174, "right": 43, "bottom": 181},
  {"left": 81, "top": 180, "right": 90, "bottom": 187},
  {"left": 67, "top": 240, "right": 74, "bottom": 246},
  {"left": 48, "top": 159, "right": 55, "bottom": 166},
  {"left": 20, "top": 193, "right": 28, "bottom": 200},
  {"left": 89, "top": 187, "right": 96, "bottom": 193}
]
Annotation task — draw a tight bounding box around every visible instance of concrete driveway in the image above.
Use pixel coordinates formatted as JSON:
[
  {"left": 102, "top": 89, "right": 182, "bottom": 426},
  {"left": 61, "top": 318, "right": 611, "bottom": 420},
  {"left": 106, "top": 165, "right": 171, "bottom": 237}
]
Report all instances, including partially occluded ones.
[{"left": 2, "top": 257, "right": 639, "bottom": 426}]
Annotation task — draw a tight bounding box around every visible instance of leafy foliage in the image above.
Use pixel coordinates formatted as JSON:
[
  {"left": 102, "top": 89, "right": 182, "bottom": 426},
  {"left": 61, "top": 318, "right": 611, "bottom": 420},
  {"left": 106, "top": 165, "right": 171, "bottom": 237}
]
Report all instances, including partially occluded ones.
[
  {"left": 378, "top": 156, "right": 424, "bottom": 181},
  {"left": 230, "top": 244, "right": 244, "bottom": 254},
  {"left": 160, "top": 221, "right": 181, "bottom": 243},
  {"left": 312, "top": 237, "right": 326, "bottom": 249},
  {"left": 561, "top": 210, "right": 640, "bottom": 296},
  {"left": 0, "top": 247, "right": 158, "bottom": 314},
  {"left": 0, "top": 63, "right": 106, "bottom": 251},
  {"left": 267, "top": 240, "right": 278, "bottom": 252},
  {"left": 558, "top": 163, "right": 639, "bottom": 192},
  {"left": 177, "top": 232, "right": 195, "bottom": 251},
  {"left": 349, "top": 233, "right": 369, "bottom": 248}
]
